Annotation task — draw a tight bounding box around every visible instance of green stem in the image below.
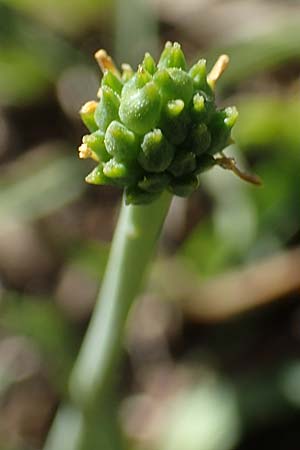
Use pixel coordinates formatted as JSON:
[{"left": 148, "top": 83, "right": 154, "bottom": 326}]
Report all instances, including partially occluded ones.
[
  {"left": 44, "top": 191, "right": 172, "bottom": 449},
  {"left": 44, "top": 400, "right": 123, "bottom": 450}
]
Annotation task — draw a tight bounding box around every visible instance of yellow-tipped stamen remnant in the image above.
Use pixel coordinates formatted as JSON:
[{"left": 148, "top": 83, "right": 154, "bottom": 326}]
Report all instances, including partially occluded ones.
[
  {"left": 121, "top": 63, "right": 133, "bottom": 72},
  {"left": 207, "top": 54, "right": 230, "bottom": 89},
  {"left": 96, "top": 87, "right": 102, "bottom": 99},
  {"left": 121, "top": 64, "right": 133, "bottom": 82},
  {"left": 94, "top": 49, "right": 120, "bottom": 76},
  {"left": 80, "top": 100, "right": 97, "bottom": 116},
  {"left": 137, "top": 64, "right": 145, "bottom": 74},
  {"left": 78, "top": 143, "right": 99, "bottom": 162},
  {"left": 215, "top": 154, "right": 262, "bottom": 186},
  {"left": 121, "top": 63, "right": 133, "bottom": 80}
]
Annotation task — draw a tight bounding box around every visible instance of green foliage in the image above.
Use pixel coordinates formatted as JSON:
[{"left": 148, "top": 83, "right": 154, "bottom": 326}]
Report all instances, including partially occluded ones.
[
  {"left": 206, "top": 22, "right": 300, "bottom": 94},
  {"left": 80, "top": 42, "right": 238, "bottom": 204},
  {"left": 0, "top": 0, "right": 111, "bottom": 35},
  {"left": 0, "top": 150, "right": 85, "bottom": 222},
  {"left": 68, "top": 240, "right": 110, "bottom": 279},
  {"left": 0, "top": 3, "right": 82, "bottom": 105},
  {"left": 0, "top": 150, "right": 84, "bottom": 221},
  {"left": 0, "top": 292, "right": 77, "bottom": 390},
  {"left": 181, "top": 94, "right": 300, "bottom": 276}
]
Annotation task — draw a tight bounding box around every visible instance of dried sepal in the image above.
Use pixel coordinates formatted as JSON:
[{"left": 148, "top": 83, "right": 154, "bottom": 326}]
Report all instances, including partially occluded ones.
[{"left": 215, "top": 154, "right": 262, "bottom": 186}]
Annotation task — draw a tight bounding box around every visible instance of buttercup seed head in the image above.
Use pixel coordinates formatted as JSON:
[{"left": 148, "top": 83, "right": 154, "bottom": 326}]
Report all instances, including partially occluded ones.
[{"left": 78, "top": 42, "right": 260, "bottom": 204}]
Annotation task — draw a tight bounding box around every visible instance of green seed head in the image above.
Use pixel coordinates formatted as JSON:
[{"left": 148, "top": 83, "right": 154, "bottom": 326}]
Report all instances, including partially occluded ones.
[{"left": 79, "top": 43, "right": 242, "bottom": 204}]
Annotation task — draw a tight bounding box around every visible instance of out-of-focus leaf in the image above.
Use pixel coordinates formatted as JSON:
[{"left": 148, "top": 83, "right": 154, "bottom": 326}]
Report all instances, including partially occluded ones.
[
  {"left": 0, "top": 3, "right": 84, "bottom": 105},
  {"left": 68, "top": 240, "right": 110, "bottom": 279},
  {"left": 114, "top": 0, "right": 159, "bottom": 66},
  {"left": 0, "top": 47, "right": 50, "bottom": 105},
  {"left": 235, "top": 95, "right": 300, "bottom": 251},
  {"left": 181, "top": 95, "right": 300, "bottom": 274},
  {"left": 181, "top": 148, "right": 258, "bottom": 276},
  {"left": 206, "top": 21, "right": 300, "bottom": 92},
  {"left": 0, "top": 145, "right": 86, "bottom": 222},
  {"left": 0, "top": 291, "right": 77, "bottom": 388},
  {"left": 180, "top": 219, "right": 237, "bottom": 277},
  {"left": 0, "top": 0, "right": 112, "bottom": 35},
  {"left": 235, "top": 96, "right": 300, "bottom": 155},
  {"left": 280, "top": 361, "right": 300, "bottom": 409}
]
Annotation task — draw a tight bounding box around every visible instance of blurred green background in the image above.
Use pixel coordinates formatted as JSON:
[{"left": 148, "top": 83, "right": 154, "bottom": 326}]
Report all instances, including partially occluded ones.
[{"left": 1, "top": 0, "right": 300, "bottom": 449}]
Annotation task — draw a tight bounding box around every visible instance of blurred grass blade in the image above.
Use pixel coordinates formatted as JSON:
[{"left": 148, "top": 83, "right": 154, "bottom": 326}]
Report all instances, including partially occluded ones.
[
  {"left": 206, "top": 21, "right": 300, "bottom": 91},
  {"left": 114, "top": 0, "right": 159, "bottom": 66},
  {"left": 0, "top": 147, "right": 86, "bottom": 222}
]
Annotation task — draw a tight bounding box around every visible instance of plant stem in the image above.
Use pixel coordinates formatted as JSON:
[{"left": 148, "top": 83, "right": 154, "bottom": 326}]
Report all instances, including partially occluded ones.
[
  {"left": 44, "top": 400, "right": 123, "bottom": 450},
  {"left": 44, "top": 191, "right": 172, "bottom": 450}
]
